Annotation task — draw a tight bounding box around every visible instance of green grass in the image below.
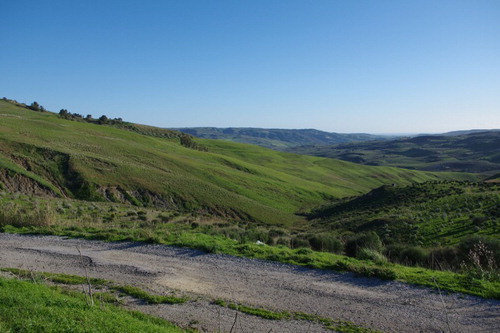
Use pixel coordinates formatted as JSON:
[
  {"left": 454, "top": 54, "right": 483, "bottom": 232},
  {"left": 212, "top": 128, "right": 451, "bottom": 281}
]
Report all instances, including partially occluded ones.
[
  {"left": 1, "top": 189, "right": 498, "bottom": 299},
  {"left": 0, "top": 268, "right": 188, "bottom": 305},
  {"left": 0, "top": 266, "right": 374, "bottom": 332},
  {"left": 112, "top": 285, "right": 188, "bottom": 304},
  {"left": 1, "top": 99, "right": 496, "bottom": 305},
  {"left": 0, "top": 99, "right": 474, "bottom": 226},
  {"left": 310, "top": 181, "right": 500, "bottom": 246},
  {"left": 1, "top": 268, "right": 108, "bottom": 286},
  {"left": 0, "top": 277, "right": 187, "bottom": 333}
]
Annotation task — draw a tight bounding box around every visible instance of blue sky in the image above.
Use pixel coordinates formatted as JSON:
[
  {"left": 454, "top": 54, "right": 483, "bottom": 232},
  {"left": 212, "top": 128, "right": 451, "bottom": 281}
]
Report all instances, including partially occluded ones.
[{"left": 1, "top": 0, "right": 499, "bottom": 133}]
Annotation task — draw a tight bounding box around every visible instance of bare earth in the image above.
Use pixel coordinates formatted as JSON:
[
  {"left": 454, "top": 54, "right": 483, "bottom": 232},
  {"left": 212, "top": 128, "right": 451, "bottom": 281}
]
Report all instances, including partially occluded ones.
[{"left": 0, "top": 234, "right": 499, "bottom": 332}]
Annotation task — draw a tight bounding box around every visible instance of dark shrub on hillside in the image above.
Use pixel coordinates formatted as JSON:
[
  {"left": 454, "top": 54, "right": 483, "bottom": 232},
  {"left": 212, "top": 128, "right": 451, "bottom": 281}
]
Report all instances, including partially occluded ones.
[
  {"left": 308, "top": 234, "right": 343, "bottom": 253},
  {"left": 268, "top": 228, "right": 287, "bottom": 238},
  {"left": 384, "top": 244, "right": 407, "bottom": 262},
  {"left": 428, "top": 246, "right": 461, "bottom": 271},
  {"left": 349, "top": 264, "right": 397, "bottom": 280},
  {"left": 276, "top": 237, "right": 290, "bottom": 247},
  {"left": 458, "top": 236, "right": 500, "bottom": 266},
  {"left": 345, "top": 232, "right": 383, "bottom": 257},
  {"left": 290, "top": 237, "right": 310, "bottom": 249},
  {"left": 357, "top": 248, "right": 388, "bottom": 264},
  {"left": 244, "top": 228, "right": 270, "bottom": 244},
  {"left": 267, "top": 228, "right": 289, "bottom": 245},
  {"left": 400, "top": 246, "right": 428, "bottom": 266}
]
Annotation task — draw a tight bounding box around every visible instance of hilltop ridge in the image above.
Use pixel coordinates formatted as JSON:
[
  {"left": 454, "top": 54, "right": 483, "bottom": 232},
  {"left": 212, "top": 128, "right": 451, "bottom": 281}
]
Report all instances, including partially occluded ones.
[{"left": 173, "top": 127, "right": 390, "bottom": 149}]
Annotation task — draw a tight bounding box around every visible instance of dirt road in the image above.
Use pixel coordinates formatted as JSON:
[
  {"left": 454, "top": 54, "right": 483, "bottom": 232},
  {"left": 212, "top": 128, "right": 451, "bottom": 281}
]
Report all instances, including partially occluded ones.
[{"left": 0, "top": 234, "right": 498, "bottom": 332}]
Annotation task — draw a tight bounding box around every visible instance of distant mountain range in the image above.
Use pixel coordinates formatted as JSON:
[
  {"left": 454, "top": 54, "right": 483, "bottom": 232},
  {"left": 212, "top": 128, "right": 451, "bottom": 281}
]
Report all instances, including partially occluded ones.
[
  {"left": 172, "top": 127, "right": 393, "bottom": 149},
  {"left": 440, "top": 129, "right": 500, "bottom": 136},
  {"left": 285, "top": 131, "right": 500, "bottom": 174},
  {"left": 173, "top": 127, "right": 500, "bottom": 175}
]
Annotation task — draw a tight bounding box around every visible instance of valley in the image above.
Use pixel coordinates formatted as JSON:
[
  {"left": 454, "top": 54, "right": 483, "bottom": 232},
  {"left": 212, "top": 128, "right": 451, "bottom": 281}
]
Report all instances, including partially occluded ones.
[
  {"left": 1, "top": 98, "right": 499, "bottom": 332},
  {"left": 285, "top": 131, "right": 500, "bottom": 175}
]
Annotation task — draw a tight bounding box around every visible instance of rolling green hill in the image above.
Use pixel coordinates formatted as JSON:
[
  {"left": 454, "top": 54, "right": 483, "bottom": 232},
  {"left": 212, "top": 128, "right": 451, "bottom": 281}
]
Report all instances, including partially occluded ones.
[
  {"left": 285, "top": 132, "right": 500, "bottom": 175},
  {"left": 309, "top": 181, "right": 500, "bottom": 247},
  {"left": 0, "top": 99, "right": 473, "bottom": 226},
  {"left": 174, "top": 127, "right": 390, "bottom": 150}
]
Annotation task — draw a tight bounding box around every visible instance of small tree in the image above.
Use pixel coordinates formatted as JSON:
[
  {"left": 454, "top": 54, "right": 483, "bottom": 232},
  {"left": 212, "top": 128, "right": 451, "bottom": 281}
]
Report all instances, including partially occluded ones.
[
  {"left": 59, "top": 109, "right": 70, "bottom": 119},
  {"left": 29, "top": 101, "right": 41, "bottom": 111},
  {"left": 98, "top": 115, "right": 108, "bottom": 124}
]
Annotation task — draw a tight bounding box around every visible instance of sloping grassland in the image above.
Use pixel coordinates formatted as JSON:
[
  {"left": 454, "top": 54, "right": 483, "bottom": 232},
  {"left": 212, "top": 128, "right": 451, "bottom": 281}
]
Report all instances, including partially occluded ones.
[{"left": 0, "top": 100, "right": 474, "bottom": 225}]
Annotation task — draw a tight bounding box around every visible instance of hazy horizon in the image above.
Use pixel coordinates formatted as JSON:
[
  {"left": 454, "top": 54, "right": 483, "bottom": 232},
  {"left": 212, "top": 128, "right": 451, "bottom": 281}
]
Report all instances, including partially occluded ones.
[{"left": 1, "top": 1, "right": 499, "bottom": 133}]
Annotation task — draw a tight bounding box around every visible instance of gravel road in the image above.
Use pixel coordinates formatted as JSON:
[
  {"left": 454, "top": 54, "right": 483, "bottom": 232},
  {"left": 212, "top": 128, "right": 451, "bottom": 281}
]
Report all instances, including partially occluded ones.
[{"left": 0, "top": 233, "right": 499, "bottom": 332}]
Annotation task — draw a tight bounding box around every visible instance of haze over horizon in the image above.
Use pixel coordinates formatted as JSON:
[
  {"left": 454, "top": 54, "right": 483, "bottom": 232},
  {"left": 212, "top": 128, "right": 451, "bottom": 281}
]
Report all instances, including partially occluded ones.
[{"left": 1, "top": 0, "right": 499, "bottom": 134}]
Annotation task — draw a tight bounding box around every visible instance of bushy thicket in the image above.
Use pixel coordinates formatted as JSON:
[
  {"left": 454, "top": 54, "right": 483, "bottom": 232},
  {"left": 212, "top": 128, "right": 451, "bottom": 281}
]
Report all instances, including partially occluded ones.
[
  {"left": 344, "top": 232, "right": 383, "bottom": 257},
  {"left": 0, "top": 203, "right": 56, "bottom": 228},
  {"left": 384, "top": 236, "right": 500, "bottom": 280},
  {"left": 308, "top": 233, "right": 344, "bottom": 254}
]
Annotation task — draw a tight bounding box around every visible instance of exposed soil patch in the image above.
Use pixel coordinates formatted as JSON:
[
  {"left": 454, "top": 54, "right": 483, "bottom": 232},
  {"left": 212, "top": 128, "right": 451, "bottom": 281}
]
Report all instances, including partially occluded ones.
[{"left": 1, "top": 234, "right": 499, "bottom": 332}]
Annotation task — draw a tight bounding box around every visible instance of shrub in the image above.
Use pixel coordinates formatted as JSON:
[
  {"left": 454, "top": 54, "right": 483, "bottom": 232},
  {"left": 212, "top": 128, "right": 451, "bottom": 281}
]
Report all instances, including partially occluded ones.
[
  {"left": 268, "top": 228, "right": 287, "bottom": 238},
  {"left": 290, "top": 236, "right": 310, "bottom": 249},
  {"left": 308, "top": 234, "right": 344, "bottom": 254},
  {"left": 384, "top": 244, "right": 407, "bottom": 262},
  {"left": 244, "top": 228, "right": 270, "bottom": 244},
  {"left": 350, "top": 264, "right": 397, "bottom": 280},
  {"left": 459, "top": 236, "right": 500, "bottom": 265},
  {"left": 460, "top": 238, "right": 499, "bottom": 281},
  {"left": 275, "top": 237, "right": 290, "bottom": 247},
  {"left": 345, "top": 232, "right": 383, "bottom": 257},
  {"left": 357, "top": 248, "right": 388, "bottom": 264},
  {"left": 428, "top": 246, "right": 461, "bottom": 271},
  {"left": 0, "top": 203, "right": 56, "bottom": 228},
  {"left": 400, "top": 246, "right": 428, "bottom": 266}
]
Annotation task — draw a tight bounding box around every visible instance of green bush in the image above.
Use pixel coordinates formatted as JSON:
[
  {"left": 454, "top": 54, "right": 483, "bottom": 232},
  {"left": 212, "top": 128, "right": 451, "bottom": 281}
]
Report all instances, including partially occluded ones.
[
  {"left": 459, "top": 236, "right": 500, "bottom": 265},
  {"left": 345, "top": 232, "right": 383, "bottom": 257},
  {"left": 308, "top": 234, "right": 344, "bottom": 254},
  {"left": 290, "top": 236, "right": 310, "bottom": 249},
  {"left": 459, "top": 236, "right": 499, "bottom": 281},
  {"left": 349, "top": 264, "right": 397, "bottom": 280},
  {"left": 0, "top": 203, "right": 56, "bottom": 228},
  {"left": 357, "top": 248, "right": 388, "bottom": 264},
  {"left": 275, "top": 237, "right": 290, "bottom": 247},
  {"left": 400, "top": 246, "right": 428, "bottom": 266},
  {"left": 428, "top": 246, "right": 461, "bottom": 271},
  {"left": 384, "top": 244, "right": 407, "bottom": 262}
]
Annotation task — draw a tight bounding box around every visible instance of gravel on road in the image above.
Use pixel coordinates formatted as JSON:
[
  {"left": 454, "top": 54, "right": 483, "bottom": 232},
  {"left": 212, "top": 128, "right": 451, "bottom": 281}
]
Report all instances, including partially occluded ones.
[{"left": 1, "top": 233, "right": 499, "bottom": 332}]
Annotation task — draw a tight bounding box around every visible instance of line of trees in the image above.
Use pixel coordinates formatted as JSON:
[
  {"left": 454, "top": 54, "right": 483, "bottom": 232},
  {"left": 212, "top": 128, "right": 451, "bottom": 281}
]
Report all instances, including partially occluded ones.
[
  {"left": 2, "top": 98, "right": 46, "bottom": 112},
  {"left": 2, "top": 97, "right": 207, "bottom": 152},
  {"left": 58, "top": 109, "right": 123, "bottom": 125}
]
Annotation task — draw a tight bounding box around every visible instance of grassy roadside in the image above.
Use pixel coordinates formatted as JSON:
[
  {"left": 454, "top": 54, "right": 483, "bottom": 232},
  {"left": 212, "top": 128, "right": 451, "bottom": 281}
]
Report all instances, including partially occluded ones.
[
  {"left": 1, "top": 268, "right": 188, "bottom": 305},
  {"left": 4, "top": 224, "right": 500, "bottom": 300},
  {"left": 1, "top": 268, "right": 378, "bottom": 332},
  {"left": 0, "top": 276, "right": 188, "bottom": 333}
]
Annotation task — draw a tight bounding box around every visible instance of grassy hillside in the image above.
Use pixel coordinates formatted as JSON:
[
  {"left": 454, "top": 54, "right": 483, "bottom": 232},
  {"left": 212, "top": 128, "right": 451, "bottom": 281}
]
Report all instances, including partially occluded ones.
[
  {"left": 309, "top": 181, "right": 500, "bottom": 247},
  {"left": 175, "top": 127, "right": 391, "bottom": 149},
  {"left": 286, "top": 132, "right": 500, "bottom": 175},
  {"left": 0, "top": 99, "right": 472, "bottom": 226}
]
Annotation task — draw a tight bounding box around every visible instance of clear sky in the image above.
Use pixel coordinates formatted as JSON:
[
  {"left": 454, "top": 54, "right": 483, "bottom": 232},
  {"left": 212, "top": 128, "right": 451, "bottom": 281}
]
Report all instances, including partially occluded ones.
[{"left": 1, "top": 0, "right": 499, "bottom": 134}]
